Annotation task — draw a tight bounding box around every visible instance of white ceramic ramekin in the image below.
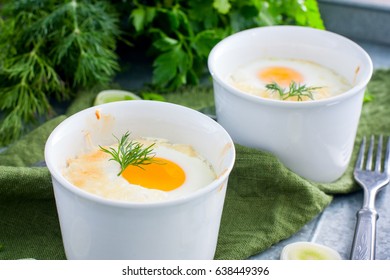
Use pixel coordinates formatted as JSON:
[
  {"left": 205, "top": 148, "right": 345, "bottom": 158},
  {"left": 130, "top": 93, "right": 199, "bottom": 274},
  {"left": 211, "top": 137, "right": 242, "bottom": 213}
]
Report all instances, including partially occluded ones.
[
  {"left": 45, "top": 101, "right": 235, "bottom": 259},
  {"left": 208, "top": 26, "right": 372, "bottom": 183}
]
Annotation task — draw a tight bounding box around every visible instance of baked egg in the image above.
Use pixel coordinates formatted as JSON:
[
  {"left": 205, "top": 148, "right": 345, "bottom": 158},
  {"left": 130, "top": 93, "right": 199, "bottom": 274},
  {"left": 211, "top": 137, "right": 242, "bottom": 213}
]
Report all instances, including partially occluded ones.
[
  {"left": 228, "top": 58, "right": 351, "bottom": 101},
  {"left": 62, "top": 137, "right": 216, "bottom": 202}
]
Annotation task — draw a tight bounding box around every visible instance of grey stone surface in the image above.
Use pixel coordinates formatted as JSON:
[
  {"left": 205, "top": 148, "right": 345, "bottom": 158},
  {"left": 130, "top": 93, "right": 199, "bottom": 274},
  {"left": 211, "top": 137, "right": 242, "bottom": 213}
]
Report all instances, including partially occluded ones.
[
  {"left": 319, "top": 0, "right": 390, "bottom": 45},
  {"left": 252, "top": 183, "right": 390, "bottom": 260}
]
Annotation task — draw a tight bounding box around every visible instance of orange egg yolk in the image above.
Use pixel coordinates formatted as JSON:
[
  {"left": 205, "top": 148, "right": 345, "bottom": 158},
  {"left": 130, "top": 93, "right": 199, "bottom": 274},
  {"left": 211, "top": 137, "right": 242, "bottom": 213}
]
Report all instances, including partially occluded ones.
[
  {"left": 258, "top": 66, "right": 304, "bottom": 86},
  {"left": 121, "top": 157, "right": 185, "bottom": 191}
]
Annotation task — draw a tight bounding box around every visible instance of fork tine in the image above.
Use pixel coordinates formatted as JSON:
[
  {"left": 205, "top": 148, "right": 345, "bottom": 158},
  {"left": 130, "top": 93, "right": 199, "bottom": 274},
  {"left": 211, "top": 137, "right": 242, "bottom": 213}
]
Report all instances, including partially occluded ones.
[
  {"left": 385, "top": 136, "right": 390, "bottom": 174},
  {"left": 355, "top": 136, "right": 366, "bottom": 170},
  {"left": 375, "top": 135, "right": 383, "bottom": 172},
  {"left": 366, "top": 135, "right": 375, "bottom": 170}
]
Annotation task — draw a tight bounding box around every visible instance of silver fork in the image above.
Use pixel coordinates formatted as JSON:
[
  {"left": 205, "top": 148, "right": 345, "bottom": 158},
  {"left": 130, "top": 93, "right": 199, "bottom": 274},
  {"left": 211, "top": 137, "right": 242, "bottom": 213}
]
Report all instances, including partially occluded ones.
[{"left": 350, "top": 135, "right": 390, "bottom": 260}]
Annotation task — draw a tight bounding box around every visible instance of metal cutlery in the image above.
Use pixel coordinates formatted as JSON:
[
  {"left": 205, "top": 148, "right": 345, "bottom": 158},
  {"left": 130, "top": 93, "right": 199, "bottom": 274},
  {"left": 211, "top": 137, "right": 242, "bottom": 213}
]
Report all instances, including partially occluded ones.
[{"left": 350, "top": 135, "right": 390, "bottom": 260}]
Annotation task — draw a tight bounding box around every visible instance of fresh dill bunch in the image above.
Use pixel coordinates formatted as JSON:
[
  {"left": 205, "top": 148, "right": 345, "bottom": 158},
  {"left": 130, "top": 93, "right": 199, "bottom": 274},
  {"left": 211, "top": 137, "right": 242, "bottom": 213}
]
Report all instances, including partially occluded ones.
[
  {"left": 265, "top": 81, "right": 322, "bottom": 101},
  {"left": 99, "top": 132, "right": 157, "bottom": 176},
  {"left": 0, "top": 0, "right": 120, "bottom": 145}
]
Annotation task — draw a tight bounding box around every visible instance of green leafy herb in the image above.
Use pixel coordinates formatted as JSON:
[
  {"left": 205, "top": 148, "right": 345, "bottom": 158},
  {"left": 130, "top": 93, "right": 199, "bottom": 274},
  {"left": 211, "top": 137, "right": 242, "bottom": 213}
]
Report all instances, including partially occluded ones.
[
  {"left": 0, "top": 0, "right": 324, "bottom": 145},
  {"left": 0, "top": 0, "right": 120, "bottom": 145},
  {"left": 265, "top": 81, "right": 322, "bottom": 101},
  {"left": 125, "top": 0, "right": 324, "bottom": 91},
  {"left": 99, "top": 132, "right": 156, "bottom": 176}
]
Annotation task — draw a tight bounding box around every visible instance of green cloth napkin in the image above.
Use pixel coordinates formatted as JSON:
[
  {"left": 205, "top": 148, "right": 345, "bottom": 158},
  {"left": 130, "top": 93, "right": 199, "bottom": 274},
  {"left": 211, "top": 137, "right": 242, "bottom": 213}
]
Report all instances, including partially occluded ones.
[{"left": 1, "top": 70, "right": 389, "bottom": 260}]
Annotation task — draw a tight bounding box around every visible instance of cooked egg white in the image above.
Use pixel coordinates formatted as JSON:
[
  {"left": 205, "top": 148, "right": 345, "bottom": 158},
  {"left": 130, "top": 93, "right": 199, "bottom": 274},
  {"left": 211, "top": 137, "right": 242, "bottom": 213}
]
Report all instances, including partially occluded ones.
[
  {"left": 62, "top": 138, "right": 216, "bottom": 203},
  {"left": 228, "top": 58, "right": 351, "bottom": 101}
]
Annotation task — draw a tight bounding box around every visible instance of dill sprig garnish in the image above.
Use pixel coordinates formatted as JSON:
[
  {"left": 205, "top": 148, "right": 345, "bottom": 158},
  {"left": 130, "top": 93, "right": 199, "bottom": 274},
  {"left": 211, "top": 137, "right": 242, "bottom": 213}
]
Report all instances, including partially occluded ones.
[
  {"left": 265, "top": 81, "right": 322, "bottom": 101},
  {"left": 99, "top": 132, "right": 156, "bottom": 176}
]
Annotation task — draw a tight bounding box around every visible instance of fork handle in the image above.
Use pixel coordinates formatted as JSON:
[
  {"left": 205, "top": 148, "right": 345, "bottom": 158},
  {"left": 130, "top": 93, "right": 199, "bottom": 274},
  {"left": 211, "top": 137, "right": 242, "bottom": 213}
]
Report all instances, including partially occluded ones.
[{"left": 350, "top": 208, "right": 378, "bottom": 260}]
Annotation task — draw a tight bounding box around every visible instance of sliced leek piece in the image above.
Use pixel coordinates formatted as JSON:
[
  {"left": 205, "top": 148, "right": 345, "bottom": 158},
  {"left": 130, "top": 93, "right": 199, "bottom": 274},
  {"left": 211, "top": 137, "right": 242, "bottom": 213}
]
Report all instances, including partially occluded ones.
[
  {"left": 94, "top": 90, "right": 141, "bottom": 106},
  {"left": 280, "top": 242, "right": 342, "bottom": 260}
]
